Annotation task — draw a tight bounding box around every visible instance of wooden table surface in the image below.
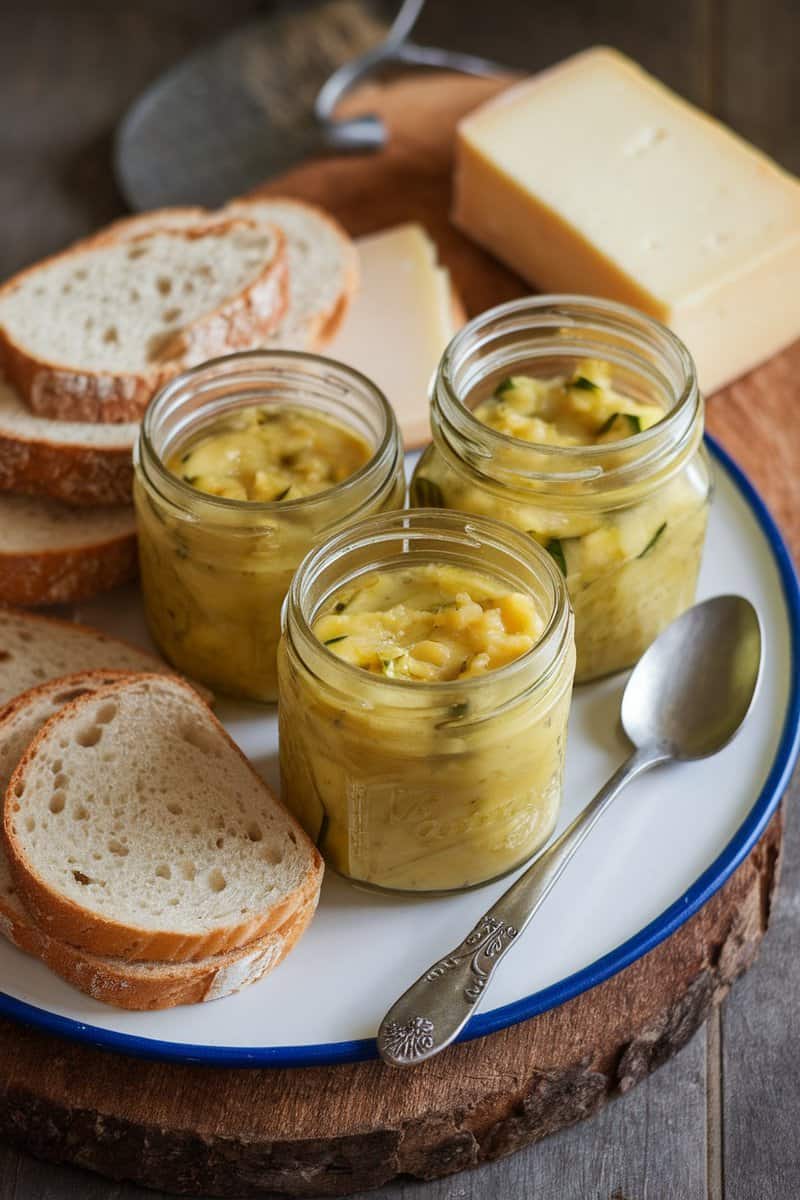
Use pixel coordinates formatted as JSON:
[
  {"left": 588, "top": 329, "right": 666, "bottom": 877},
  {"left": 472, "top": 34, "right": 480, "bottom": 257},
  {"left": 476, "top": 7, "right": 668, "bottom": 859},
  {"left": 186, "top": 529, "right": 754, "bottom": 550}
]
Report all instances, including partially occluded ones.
[{"left": 0, "top": 2, "right": 798, "bottom": 1197}]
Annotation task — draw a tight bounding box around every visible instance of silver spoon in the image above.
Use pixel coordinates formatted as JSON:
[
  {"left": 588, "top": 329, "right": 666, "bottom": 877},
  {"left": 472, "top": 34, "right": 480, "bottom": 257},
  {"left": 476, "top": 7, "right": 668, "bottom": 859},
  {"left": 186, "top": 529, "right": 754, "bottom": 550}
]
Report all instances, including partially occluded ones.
[{"left": 378, "top": 594, "right": 762, "bottom": 1067}]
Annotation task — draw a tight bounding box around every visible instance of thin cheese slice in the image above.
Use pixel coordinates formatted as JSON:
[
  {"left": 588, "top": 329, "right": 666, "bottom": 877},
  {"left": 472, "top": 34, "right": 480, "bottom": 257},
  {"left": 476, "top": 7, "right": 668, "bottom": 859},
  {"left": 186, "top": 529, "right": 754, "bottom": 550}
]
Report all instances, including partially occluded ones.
[
  {"left": 453, "top": 47, "right": 800, "bottom": 394},
  {"left": 326, "top": 223, "right": 461, "bottom": 448}
]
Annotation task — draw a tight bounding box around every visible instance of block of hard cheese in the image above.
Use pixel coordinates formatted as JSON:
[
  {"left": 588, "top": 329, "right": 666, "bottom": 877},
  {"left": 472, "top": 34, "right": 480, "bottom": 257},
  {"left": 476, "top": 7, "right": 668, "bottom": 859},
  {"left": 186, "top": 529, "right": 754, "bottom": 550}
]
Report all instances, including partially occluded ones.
[
  {"left": 453, "top": 47, "right": 800, "bottom": 394},
  {"left": 326, "top": 223, "right": 462, "bottom": 447}
]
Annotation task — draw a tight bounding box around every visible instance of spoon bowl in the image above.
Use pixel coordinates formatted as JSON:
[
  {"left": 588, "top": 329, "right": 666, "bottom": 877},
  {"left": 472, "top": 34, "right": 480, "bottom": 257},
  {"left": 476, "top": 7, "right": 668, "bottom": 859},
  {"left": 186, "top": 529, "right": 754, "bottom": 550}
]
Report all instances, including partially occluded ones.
[{"left": 622, "top": 595, "right": 761, "bottom": 759}]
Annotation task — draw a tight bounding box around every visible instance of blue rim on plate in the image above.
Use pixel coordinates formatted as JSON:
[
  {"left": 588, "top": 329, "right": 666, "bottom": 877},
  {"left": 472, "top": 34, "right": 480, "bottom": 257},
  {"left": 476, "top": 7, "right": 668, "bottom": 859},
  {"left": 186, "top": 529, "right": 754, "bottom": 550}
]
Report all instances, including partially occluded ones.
[{"left": 1, "top": 435, "right": 798, "bottom": 1067}]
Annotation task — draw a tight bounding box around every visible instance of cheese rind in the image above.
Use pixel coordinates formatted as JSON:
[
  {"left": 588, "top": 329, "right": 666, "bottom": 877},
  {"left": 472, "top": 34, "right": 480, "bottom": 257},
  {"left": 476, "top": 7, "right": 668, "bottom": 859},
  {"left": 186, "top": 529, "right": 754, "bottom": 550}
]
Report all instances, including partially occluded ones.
[
  {"left": 326, "top": 223, "right": 461, "bottom": 447},
  {"left": 453, "top": 47, "right": 800, "bottom": 393}
]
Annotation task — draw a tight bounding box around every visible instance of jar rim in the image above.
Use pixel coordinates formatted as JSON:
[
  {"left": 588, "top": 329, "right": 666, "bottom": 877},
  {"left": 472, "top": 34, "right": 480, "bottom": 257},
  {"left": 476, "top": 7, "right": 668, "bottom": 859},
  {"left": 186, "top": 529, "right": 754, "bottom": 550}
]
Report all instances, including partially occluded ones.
[
  {"left": 137, "top": 349, "right": 400, "bottom": 515},
  {"left": 434, "top": 295, "right": 701, "bottom": 491},
  {"left": 283, "top": 507, "right": 574, "bottom": 706}
]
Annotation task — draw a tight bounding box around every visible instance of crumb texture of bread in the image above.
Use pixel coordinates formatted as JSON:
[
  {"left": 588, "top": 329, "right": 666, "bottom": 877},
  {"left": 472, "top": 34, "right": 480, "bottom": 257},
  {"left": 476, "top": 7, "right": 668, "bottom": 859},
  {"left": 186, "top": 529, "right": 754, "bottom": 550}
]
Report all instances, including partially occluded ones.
[
  {"left": 3, "top": 674, "right": 322, "bottom": 962},
  {"left": 0, "top": 671, "right": 132, "bottom": 929},
  {"left": 0, "top": 670, "right": 131, "bottom": 803}
]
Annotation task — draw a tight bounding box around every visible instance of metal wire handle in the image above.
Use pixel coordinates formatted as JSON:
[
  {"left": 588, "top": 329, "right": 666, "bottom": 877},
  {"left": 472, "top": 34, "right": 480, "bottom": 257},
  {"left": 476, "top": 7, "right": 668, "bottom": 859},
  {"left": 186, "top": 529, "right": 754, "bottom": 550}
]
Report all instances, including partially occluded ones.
[{"left": 314, "top": 0, "right": 506, "bottom": 152}]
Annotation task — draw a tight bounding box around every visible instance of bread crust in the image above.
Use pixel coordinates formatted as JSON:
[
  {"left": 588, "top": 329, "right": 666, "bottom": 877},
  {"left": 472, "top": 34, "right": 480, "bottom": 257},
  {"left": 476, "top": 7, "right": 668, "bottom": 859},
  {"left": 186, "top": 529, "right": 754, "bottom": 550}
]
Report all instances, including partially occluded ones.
[
  {"left": 1, "top": 888, "right": 317, "bottom": 1010},
  {"left": 0, "top": 419, "right": 134, "bottom": 506},
  {"left": 93, "top": 206, "right": 210, "bottom": 244},
  {"left": 0, "top": 525, "right": 138, "bottom": 606},
  {"left": 0, "top": 221, "right": 289, "bottom": 423},
  {"left": 3, "top": 674, "right": 323, "bottom": 962}
]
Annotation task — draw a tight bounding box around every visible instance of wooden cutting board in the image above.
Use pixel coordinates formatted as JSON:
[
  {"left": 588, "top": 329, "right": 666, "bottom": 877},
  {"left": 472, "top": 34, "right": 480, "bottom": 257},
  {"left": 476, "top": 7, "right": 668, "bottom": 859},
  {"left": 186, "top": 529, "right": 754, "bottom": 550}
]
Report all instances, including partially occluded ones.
[{"left": 0, "top": 73, "right": 795, "bottom": 1199}]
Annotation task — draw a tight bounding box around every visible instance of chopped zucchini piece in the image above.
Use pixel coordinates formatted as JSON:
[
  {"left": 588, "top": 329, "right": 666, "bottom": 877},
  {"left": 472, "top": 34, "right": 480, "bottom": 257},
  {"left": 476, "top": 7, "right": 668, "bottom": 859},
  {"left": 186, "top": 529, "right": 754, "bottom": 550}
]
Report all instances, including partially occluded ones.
[
  {"left": 570, "top": 375, "right": 600, "bottom": 392},
  {"left": 494, "top": 376, "right": 518, "bottom": 396},
  {"left": 638, "top": 522, "right": 667, "bottom": 558},
  {"left": 597, "top": 412, "right": 642, "bottom": 437}
]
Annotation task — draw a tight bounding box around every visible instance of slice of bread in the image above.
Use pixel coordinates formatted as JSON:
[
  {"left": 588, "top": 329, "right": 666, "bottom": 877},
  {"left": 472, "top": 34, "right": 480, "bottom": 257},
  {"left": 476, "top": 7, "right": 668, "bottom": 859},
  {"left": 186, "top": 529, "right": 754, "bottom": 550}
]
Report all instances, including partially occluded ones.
[
  {"left": 229, "top": 198, "right": 359, "bottom": 350},
  {"left": 0, "top": 609, "right": 196, "bottom": 707},
  {"left": 0, "top": 379, "right": 136, "bottom": 506},
  {"left": 0, "top": 671, "right": 317, "bottom": 1009},
  {"left": 0, "top": 494, "right": 136, "bottom": 605},
  {"left": 0, "top": 220, "right": 288, "bottom": 423},
  {"left": 104, "top": 196, "right": 358, "bottom": 352},
  {"left": 0, "top": 671, "right": 124, "bottom": 956},
  {"left": 0, "top": 672, "right": 128, "bottom": 943},
  {"left": 3, "top": 674, "right": 323, "bottom": 962}
]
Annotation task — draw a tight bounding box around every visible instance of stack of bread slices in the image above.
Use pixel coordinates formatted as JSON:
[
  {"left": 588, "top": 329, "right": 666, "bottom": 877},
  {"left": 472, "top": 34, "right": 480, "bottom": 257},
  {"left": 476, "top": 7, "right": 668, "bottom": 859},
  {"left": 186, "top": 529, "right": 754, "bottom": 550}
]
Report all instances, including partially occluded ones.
[
  {"left": 0, "top": 197, "right": 358, "bottom": 606},
  {"left": 0, "top": 609, "right": 323, "bottom": 1009}
]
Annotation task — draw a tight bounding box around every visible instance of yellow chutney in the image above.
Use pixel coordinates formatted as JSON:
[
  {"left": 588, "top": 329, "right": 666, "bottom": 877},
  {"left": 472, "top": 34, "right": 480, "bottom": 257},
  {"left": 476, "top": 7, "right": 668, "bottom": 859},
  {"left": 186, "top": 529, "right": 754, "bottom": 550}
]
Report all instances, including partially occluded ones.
[
  {"left": 411, "top": 298, "right": 712, "bottom": 683},
  {"left": 166, "top": 404, "right": 371, "bottom": 502},
  {"left": 278, "top": 510, "right": 575, "bottom": 893},
  {"left": 134, "top": 352, "right": 405, "bottom": 702}
]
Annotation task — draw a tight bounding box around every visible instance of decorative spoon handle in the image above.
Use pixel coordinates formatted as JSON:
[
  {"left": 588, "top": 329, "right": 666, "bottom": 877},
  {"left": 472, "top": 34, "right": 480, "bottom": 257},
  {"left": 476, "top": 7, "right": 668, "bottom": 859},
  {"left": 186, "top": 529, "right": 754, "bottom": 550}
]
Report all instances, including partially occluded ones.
[{"left": 377, "top": 743, "right": 667, "bottom": 1067}]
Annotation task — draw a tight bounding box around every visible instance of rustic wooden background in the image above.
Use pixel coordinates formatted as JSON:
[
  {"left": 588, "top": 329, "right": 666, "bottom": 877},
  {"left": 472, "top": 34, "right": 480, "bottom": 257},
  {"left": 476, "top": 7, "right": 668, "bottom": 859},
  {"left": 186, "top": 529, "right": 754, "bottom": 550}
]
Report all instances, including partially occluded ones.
[{"left": 0, "top": 1, "right": 798, "bottom": 1197}]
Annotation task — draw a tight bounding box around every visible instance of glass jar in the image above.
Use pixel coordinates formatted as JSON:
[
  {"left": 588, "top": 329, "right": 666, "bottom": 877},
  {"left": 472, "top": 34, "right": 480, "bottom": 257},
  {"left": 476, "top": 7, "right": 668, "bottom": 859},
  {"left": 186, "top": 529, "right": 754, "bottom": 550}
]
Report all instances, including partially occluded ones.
[
  {"left": 278, "top": 508, "right": 575, "bottom": 893},
  {"left": 411, "top": 296, "right": 712, "bottom": 683},
  {"left": 134, "top": 351, "right": 405, "bottom": 702}
]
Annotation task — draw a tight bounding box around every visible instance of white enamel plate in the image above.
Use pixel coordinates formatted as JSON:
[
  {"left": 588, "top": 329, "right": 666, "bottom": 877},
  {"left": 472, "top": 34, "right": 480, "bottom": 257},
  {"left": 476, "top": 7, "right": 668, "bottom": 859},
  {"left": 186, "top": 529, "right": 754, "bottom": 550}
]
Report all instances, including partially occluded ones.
[{"left": 1, "top": 437, "right": 798, "bottom": 1066}]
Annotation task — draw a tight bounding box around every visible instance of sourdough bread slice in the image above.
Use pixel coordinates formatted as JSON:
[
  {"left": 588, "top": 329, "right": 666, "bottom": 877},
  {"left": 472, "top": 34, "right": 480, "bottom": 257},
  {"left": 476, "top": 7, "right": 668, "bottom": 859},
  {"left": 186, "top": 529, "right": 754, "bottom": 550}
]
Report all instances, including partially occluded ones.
[
  {"left": 0, "top": 220, "right": 288, "bottom": 423},
  {"left": 105, "top": 197, "right": 358, "bottom": 351},
  {"left": 0, "top": 494, "right": 136, "bottom": 605},
  {"left": 3, "top": 674, "right": 323, "bottom": 961},
  {"left": 0, "top": 672, "right": 128, "bottom": 941},
  {"left": 0, "top": 609, "right": 197, "bottom": 706},
  {"left": 0, "top": 670, "right": 317, "bottom": 1008},
  {"left": 0, "top": 379, "right": 136, "bottom": 505}
]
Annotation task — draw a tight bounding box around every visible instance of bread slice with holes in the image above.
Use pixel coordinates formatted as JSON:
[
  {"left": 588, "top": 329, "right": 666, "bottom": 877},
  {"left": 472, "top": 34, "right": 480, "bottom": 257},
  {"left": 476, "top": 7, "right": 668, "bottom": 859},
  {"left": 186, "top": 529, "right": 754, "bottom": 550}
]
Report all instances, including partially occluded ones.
[
  {"left": 0, "top": 671, "right": 313, "bottom": 1010},
  {"left": 0, "top": 670, "right": 128, "bottom": 940},
  {"left": 0, "top": 608, "right": 210, "bottom": 707},
  {"left": 0, "top": 670, "right": 317, "bottom": 1008},
  {"left": 0, "top": 379, "right": 137, "bottom": 505},
  {"left": 0, "top": 494, "right": 137, "bottom": 605},
  {"left": 0, "top": 219, "right": 288, "bottom": 424},
  {"left": 103, "top": 196, "right": 358, "bottom": 351},
  {"left": 3, "top": 674, "right": 323, "bottom": 962}
]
